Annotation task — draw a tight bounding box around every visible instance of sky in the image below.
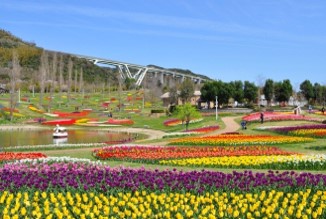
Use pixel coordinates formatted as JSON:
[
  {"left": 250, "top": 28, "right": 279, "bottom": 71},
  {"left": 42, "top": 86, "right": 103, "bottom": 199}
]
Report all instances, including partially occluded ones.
[{"left": 1, "top": 0, "right": 325, "bottom": 89}]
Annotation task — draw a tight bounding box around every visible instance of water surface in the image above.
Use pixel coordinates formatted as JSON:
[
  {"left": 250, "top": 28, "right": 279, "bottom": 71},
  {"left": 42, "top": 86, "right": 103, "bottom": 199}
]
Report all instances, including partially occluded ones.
[{"left": 0, "top": 129, "right": 135, "bottom": 147}]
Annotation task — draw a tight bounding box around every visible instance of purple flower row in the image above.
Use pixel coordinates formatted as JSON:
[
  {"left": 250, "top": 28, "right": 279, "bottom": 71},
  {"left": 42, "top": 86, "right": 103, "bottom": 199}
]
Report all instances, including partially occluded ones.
[
  {"left": 1, "top": 162, "right": 326, "bottom": 193},
  {"left": 270, "top": 124, "right": 326, "bottom": 133}
]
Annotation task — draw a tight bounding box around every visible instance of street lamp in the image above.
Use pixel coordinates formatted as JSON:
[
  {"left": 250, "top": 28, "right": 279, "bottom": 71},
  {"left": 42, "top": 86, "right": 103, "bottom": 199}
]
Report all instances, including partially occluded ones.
[{"left": 216, "top": 96, "right": 218, "bottom": 120}]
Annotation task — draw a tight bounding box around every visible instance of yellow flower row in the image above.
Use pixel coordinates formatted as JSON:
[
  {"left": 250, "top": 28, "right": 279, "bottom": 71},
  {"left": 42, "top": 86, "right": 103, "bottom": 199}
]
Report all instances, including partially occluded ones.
[
  {"left": 1, "top": 189, "right": 325, "bottom": 219},
  {"left": 169, "top": 134, "right": 313, "bottom": 146},
  {"left": 159, "top": 155, "right": 326, "bottom": 167},
  {"left": 290, "top": 129, "right": 326, "bottom": 137}
]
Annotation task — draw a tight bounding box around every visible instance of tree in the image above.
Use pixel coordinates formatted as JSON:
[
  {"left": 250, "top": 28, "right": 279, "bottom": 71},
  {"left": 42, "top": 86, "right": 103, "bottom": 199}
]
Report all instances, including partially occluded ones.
[
  {"left": 263, "top": 79, "right": 274, "bottom": 106},
  {"left": 243, "top": 81, "right": 258, "bottom": 104},
  {"left": 300, "top": 80, "right": 314, "bottom": 104},
  {"left": 124, "top": 77, "right": 136, "bottom": 90},
  {"left": 169, "top": 86, "right": 179, "bottom": 106},
  {"left": 174, "top": 102, "right": 201, "bottom": 131},
  {"left": 67, "top": 58, "right": 73, "bottom": 103},
  {"left": 58, "top": 54, "right": 64, "bottom": 93},
  {"left": 9, "top": 50, "right": 21, "bottom": 121},
  {"left": 218, "top": 81, "right": 233, "bottom": 107},
  {"left": 179, "top": 78, "right": 194, "bottom": 104},
  {"left": 79, "top": 67, "right": 84, "bottom": 94},
  {"left": 274, "top": 79, "right": 293, "bottom": 104},
  {"left": 230, "top": 80, "right": 244, "bottom": 104},
  {"left": 74, "top": 69, "right": 78, "bottom": 93},
  {"left": 39, "top": 50, "right": 48, "bottom": 106},
  {"left": 200, "top": 81, "right": 217, "bottom": 108},
  {"left": 49, "top": 52, "right": 57, "bottom": 111}
]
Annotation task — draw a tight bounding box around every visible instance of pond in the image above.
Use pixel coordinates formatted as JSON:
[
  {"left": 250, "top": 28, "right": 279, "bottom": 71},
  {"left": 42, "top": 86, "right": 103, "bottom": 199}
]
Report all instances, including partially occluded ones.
[{"left": 0, "top": 128, "right": 137, "bottom": 148}]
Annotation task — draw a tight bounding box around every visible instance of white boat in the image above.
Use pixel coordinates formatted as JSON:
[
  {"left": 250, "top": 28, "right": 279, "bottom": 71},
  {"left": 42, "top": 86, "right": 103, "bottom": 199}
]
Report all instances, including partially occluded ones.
[
  {"left": 53, "top": 125, "right": 68, "bottom": 138},
  {"left": 53, "top": 137, "right": 68, "bottom": 145}
]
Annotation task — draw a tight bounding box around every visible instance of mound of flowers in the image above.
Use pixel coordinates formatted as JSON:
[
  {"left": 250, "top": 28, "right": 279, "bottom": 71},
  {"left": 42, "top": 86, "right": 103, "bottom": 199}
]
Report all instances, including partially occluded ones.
[
  {"left": 42, "top": 118, "right": 77, "bottom": 126},
  {"left": 184, "top": 125, "right": 219, "bottom": 133},
  {"left": 163, "top": 118, "right": 203, "bottom": 126},
  {"left": 51, "top": 110, "right": 91, "bottom": 118},
  {"left": 243, "top": 111, "right": 319, "bottom": 122},
  {"left": 1, "top": 107, "right": 19, "bottom": 113},
  {"left": 0, "top": 107, "right": 24, "bottom": 117},
  {"left": 1, "top": 111, "right": 25, "bottom": 118},
  {"left": 0, "top": 152, "right": 46, "bottom": 163},
  {"left": 169, "top": 134, "right": 314, "bottom": 146},
  {"left": 28, "top": 105, "right": 44, "bottom": 114},
  {"left": 1, "top": 157, "right": 326, "bottom": 218},
  {"left": 93, "top": 145, "right": 294, "bottom": 162}
]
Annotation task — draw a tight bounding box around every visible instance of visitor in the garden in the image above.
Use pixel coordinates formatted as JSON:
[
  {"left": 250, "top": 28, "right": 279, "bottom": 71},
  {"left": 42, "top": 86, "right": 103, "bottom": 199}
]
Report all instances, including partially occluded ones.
[
  {"left": 309, "top": 105, "right": 312, "bottom": 113},
  {"left": 241, "top": 120, "right": 247, "bottom": 129},
  {"left": 322, "top": 107, "right": 325, "bottom": 115},
  {"left": 260, "top": 112, "right": 264, "bottom": 124}
]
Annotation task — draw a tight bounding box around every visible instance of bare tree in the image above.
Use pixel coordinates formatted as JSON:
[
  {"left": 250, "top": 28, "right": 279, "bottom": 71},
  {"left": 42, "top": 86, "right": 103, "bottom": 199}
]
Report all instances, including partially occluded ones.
[
  {"left": 79, "top": 67, "right": 83, "bottom": 93},
  {"left": 67, "top": 58, "right": 73, "bottom": 103},
  {"left": 39, "top": 50, "right": 49, "bottom": 106},
  {"left": 49, "top": 52, "right": 57, "bottom": 111},
  {"left": 58, "top": 54, "right": 64, "bottom": 94},
  {"left": 74, "top": 68, "right": 78, "bottom": 93},
  {"left": 9, "top": 50, "right": 21, "bottom": 121}
]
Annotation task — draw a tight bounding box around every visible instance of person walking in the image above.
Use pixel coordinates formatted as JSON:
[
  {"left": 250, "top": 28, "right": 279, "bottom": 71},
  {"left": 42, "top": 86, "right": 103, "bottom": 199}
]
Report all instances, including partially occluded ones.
[{"left": 260, "top": 112, "right": 264, "bottom": 124}]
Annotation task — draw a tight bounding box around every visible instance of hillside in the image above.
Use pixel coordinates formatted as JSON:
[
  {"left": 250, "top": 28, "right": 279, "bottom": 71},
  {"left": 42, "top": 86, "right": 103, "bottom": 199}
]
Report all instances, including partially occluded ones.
[{"left": 0, "top": 29, "right": 207, "bottom": 96}]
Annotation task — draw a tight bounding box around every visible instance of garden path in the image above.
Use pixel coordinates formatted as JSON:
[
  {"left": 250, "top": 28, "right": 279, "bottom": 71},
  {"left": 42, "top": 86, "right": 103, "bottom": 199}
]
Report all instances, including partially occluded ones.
[{"left": 203, "top": 116, "right": 241, "bottom": 136}]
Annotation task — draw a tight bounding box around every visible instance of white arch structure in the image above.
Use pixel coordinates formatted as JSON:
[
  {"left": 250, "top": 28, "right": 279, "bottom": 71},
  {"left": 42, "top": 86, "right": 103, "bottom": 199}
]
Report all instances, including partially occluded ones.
[{"left": 73, "top": 54, "right": 206, "bottom": 86}]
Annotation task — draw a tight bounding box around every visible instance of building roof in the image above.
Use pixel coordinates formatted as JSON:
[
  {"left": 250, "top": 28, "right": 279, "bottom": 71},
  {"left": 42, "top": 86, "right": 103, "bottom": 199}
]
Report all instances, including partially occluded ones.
[{"left": 160, "top": 90, "right": 201, "bottom": 99}]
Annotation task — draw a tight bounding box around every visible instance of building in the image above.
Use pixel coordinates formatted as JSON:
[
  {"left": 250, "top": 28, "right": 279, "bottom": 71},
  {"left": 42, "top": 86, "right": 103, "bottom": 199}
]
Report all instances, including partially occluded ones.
[{"left": 160, "top": 90, "right": 202, "bottom": 107}]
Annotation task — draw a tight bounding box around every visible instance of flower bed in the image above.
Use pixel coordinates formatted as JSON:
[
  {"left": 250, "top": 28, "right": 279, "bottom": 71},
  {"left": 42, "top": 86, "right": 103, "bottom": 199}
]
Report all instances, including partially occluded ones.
[
  {"left": 41, "top": 118, "right": 77, "bottom": 126},
  {"left": 93, "top": 145, "right": 294, "bottom": 162},
  {"left": 0, "top": 152, "right": 46, "bottom": 163},
  {"left": 159, "top": 154, "right": 326, "bottom": 170},
  {"left": 106, "top": 118, "right": 134, "bottom": 125},
  {"left": 52, "top": 110, "right": 90, "bottom": 117},
  {"left": 289, "top": 129, "right": 326, "bottom": 138},
  {"left": 184, "top": 125, "right": 219, "bottom": 133},
  {"left": 2, "top": 111, "right": 25, "bottom": 117},
  {"left": 163, "top": 118, "right": 203, "bottom": 126},
  {"left": 1, "top": 107, "right": 19, "bottom": 113},
  {"left": 1, "top": 159, "right": 326, "bottom": 218},
  {"left": 243, "top": 111, "right": 319, "bottom": 122},
  {"left": 261, "top": 124, "right": 326, "bottom": 138},
  {"left": 169, "top": 134, "right": 314, "bottom": 146},
  {"left": 28, "top": 105, "right": 44, "bottom": 113},
  {"left": 265, "top": 124, "right": 326, "bottom": 133}
]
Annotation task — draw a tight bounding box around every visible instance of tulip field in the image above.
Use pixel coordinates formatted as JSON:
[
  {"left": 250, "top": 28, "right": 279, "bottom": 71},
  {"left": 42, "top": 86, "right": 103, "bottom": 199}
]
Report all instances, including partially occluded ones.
[
  {"left": 1, "top": 157, "right": 326, "bottom": 218},
  {"left": 2, "top": 108, "right": 326, "bottom": 218}
]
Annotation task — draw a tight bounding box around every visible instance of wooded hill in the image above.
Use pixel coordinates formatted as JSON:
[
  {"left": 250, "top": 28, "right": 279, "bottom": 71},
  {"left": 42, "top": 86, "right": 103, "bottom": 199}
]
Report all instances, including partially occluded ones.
[{"left": 0, "top": 29, "right": 209, "bottom": 94}]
